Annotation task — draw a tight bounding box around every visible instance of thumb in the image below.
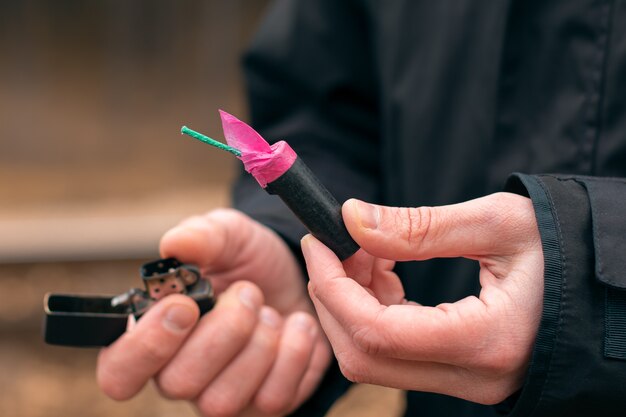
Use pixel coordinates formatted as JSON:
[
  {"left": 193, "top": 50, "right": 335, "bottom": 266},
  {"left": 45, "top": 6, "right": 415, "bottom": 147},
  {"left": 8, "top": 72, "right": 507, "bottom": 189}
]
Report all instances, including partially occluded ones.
[
  {"left": 160, "top": 208, "right": 253, "bottom": 272},
  {"left": 342, "top": 193, "right": 537, "bottom": 261},
  {"left": 160, "top": 209, "right": 306, "bottom": 313}
]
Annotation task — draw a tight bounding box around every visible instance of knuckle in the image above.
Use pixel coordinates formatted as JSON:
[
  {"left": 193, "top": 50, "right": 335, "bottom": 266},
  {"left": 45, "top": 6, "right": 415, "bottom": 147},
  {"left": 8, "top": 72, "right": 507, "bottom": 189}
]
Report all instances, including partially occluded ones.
[
  {"left": 254, "top": 392, "right": 291, "bottom": 416},
  {"left": 220, "top": 310, "right": 255, "bottom": 343},
  {"left": 178, "top": 214, "right": 207, "bottom": 228},
  {"left": 207, "top": 208, "right": 250, "bottom": 229},
  {"left": 96, "top": 368, "right": 131, "bottom": 401},
  {"left": 479, "top": 343, "right": 526, "bottom": 376},
  {"left": 307, "top": 280, "right": 317, "bottom": 298},
  {"left": 472, "top": 382, "right": 513, "bottom": 405},
  {"left": 454, "top": 369, "right": 517, "bottom": 405},
  {"left": 198, "top": 392, "right": 240, "bottom": 417},
  {"left": 483, "top": 196, "right": 514, "bottom": 228},
  {"left": 253, "top": 328, "right": 280, "bottom": 354},
  {"left": 99, "top": 384, "right": 130, "bottom": 401},
  {"left": 156, "top": 374, "right": 198, "bottom": 400},
  {"left": 350, "top": 309, "right": 388, "bottom": 356},
  {"left": 203, "top": 209, "right": 256, "bottom": 262},
  {"left": 398, "top": 206, "right": 433, "bottom": 248},
  {"left": 211, "top": 302, "right": 257, "bottom": 344},
  {"left": 351, "top": 325, "right": 381, "bottom": 356},
  {"left": 282, "top": 336, "right": 312, "bottom": 363},
  {"left": 484, "top": 193, "right": 534, "bottom": 236},
  {"left": 336, "top": 352, "right": 370, "bottom": 384},
  {"left": 136, "top": 333, "right": 172, "bottom": 364},
  {"left": 207, "top": 207, "right": 241, "bottom": 218}
]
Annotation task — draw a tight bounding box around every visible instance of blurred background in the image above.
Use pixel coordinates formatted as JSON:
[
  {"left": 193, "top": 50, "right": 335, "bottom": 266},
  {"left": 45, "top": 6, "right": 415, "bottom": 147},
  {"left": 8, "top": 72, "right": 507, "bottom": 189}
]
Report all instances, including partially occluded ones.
[{"left": 0, "top": 1, "right": 403, "bottom": 416}]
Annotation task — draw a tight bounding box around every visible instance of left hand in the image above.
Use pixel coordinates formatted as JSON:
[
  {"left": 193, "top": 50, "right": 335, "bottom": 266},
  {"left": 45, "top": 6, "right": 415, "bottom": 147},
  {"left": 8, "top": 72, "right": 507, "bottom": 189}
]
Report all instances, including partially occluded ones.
[
  {"left": 302, "top": 192, "right": 544, "bottom": 405},
  {"left": 97, "top": 209, "right": 331, "bottom": 417}
]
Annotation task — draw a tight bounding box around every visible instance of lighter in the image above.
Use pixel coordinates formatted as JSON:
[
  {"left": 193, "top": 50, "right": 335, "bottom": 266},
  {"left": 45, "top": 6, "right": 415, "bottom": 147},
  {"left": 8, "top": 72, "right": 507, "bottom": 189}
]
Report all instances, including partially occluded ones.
[{"left": 43, "top": 258, "right": 214, "bottom": 347}]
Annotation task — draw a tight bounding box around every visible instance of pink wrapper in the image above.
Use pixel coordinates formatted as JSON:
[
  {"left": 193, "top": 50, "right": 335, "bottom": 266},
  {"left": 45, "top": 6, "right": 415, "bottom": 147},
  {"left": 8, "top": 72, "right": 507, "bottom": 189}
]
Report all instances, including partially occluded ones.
[{"left": 219, "top": 110, "right": 297, "bottom": 187}]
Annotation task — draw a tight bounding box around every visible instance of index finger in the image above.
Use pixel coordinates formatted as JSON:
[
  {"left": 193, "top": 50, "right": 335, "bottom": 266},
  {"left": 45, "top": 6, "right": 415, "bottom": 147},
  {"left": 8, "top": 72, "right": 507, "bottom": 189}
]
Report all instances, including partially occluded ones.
[
  {"left": 302, "top": 235, "right": 489, "bottom": 364},
  {"left": 96, "top": 294, "right": 199, "bottom": 400}
]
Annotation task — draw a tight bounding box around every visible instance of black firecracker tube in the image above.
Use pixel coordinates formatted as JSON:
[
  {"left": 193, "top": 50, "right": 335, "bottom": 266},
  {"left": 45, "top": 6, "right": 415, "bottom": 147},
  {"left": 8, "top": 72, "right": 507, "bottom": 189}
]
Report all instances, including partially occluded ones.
[{"left": 265, "top": 157, "right": 359, "bottom": 260}]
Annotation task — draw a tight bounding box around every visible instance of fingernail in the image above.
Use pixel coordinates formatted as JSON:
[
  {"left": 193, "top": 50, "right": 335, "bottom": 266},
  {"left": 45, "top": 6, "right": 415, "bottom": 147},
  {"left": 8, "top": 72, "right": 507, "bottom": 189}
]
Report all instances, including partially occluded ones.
[
  {"left": 300, "top": 234, "right": 313, "bottom": 257},
  {"left": 354, "top": 200, "right": 379, "bottom": 230},
  {"left": 239, "top": 286, "right": 260, "bottom": 311},
  {"left": 163, "top": 304, "right": 196, "bottom": 332},
  {"left": 260, "top": 307, "right": 281, "bottom": 328}
]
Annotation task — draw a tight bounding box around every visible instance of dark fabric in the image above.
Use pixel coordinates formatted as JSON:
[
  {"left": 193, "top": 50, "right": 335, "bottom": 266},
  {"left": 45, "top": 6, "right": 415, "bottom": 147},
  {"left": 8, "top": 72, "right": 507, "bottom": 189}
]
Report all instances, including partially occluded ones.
[
  {"left": 605, "top": 287, "right": 626, "bottom": 360},
  {"left": 579, "top": 178, "right": 626, "bottom": 289},
  {"left": 504, "top": 175, "right": 626, "bottom": 416},
  {"left": 503, "top": 175, "right": 565, "bottom": 416},
  {"left": 232, "top": 0, "right": 626, "bottom": 416},
  {"left": 579, "top": 178, "right": 626, "bottom": 361}
]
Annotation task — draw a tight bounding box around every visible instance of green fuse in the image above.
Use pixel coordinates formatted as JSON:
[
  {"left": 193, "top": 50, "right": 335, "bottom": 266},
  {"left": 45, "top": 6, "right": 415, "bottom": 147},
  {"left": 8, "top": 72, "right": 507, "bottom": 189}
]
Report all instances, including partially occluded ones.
[{"left": 181, "top": 126, "right": 241, "bottom": 157}]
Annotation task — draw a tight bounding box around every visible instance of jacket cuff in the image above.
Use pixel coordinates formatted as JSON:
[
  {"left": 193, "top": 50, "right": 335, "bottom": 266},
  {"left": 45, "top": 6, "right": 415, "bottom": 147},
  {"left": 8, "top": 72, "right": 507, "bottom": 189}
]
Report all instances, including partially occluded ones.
[{"left": 503, "top": 173, "right": 626, "bottom": 416}]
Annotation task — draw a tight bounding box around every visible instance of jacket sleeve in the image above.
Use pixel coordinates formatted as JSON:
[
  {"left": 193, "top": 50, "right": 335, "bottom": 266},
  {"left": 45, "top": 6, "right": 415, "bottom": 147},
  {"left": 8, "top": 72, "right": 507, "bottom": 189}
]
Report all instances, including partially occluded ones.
[
  {"left": 504, "top": 173, "right": 626, "bottom": 416},
  {"left": 232, "top": 0, "right": 380, "bottom": 415}
]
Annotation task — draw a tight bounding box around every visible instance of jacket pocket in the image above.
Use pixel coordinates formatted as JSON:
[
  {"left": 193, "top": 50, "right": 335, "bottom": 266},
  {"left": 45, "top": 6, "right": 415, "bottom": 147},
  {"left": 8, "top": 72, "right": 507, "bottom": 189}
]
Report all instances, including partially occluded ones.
[{"left": 579, "top": 177, "right": 626, "bottom": 360}]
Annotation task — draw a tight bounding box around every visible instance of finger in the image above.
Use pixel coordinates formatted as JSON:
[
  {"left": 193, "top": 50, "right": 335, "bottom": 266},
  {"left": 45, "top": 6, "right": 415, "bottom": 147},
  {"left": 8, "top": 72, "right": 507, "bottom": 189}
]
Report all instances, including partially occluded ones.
[
  {"left": 306, "top": 276, "right": 473, "bottom": 395},
  {"left": 160, "top": 209, "right": 305, "bottom": 312},
  {"left": 97, "top": 294, "right": 199, "bottom": 400},
  {"left": 368, "top": 257, "right": 405, "bottom": 306},
  {"left": 290, "top": 333, "right": 333, "bottom": 411},
  {"left": 302, "top": 235, "right": 489, "bottom": 364},
  {"left": 342, "top": 249, "right": 377, "bottom": 286},
  {"left": 253, "top": 312, "right": 318, "bottom": 415},
  {"left": 155, "top": 281, "right": 262, "bottom": 399},
  {"left": 329, "top": 240, "right": 403, "bottom": 306},
  {"left": 195, "top": 306, "right": 282, "bottom": 417},
  {"left": 307, "top": 280, "right": 513, "bottom": 404},
  {"left": 342, "top": 193, "right": 537, "bottom": 261},
  {"left": 159, "top": 209, "right": 254, "bottom": 272}
]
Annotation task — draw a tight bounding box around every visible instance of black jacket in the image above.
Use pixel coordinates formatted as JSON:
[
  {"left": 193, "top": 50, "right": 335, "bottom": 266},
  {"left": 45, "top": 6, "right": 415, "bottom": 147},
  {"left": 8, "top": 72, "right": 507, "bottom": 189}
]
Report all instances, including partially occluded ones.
[{"left": 232, "top": 1, "right": 626, "bottom": 416}]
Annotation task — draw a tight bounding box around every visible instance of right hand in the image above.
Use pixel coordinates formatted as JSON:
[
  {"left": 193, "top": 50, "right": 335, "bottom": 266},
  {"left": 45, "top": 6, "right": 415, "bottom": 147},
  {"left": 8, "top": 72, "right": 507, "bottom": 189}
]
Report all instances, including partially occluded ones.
[{"left": 96, "top": 209, "right": 332, "bottom": 416}]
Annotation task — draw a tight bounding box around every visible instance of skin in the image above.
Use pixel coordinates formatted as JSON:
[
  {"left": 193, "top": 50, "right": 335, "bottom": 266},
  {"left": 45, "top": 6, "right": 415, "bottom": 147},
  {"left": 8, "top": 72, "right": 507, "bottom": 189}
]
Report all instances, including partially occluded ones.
[
  {"left": 303, "top": 192, "right": 544, "bottom": 405},
  {"left": 97, "top": 209, "right": 332, "bottom": 417},
  {"left": 98, "top": 192, "right": 543, "bottom": 413}
]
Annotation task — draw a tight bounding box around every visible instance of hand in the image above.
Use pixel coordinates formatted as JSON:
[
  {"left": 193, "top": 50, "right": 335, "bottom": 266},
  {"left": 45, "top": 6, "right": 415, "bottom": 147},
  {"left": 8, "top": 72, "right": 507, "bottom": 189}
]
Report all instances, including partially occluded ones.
[
  {"left": 97, "top": 209, "right": 332, "bottom": 416},
  {"left": 302, "top": 193, "right": 544, "bottom": 405}
]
